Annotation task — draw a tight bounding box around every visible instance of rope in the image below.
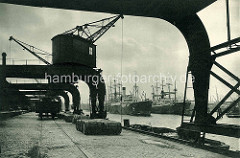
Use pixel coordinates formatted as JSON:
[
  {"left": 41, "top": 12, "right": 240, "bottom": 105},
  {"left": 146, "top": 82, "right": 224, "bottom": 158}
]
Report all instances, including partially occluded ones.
[{"left": 120, "top": 16, "right": 124, "bottom": 124}]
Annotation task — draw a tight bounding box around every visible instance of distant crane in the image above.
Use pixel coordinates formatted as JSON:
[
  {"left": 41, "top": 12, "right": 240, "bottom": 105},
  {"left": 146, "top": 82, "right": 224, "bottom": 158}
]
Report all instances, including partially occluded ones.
[
  {"left": 9, "top": 36, "right": 51, "bottom": 65},
  {"left": 9, "top": 36, "right": 52, "bottom": 84}
]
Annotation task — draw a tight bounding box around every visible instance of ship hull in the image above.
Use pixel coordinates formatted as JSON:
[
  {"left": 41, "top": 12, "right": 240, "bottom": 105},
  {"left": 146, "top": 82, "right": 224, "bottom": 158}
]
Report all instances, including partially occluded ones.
[
  {"left": 107, "top": 101, "right": 152, "bottom": 116},
  {"left": 151, "top": 102, "right": 191, "bottom": 116},
  {"left": 226, "top": 113, "right": 240, "bottom": 118},
  {"left": 226, "top": 105, "right": 240, "bottom": 118}
]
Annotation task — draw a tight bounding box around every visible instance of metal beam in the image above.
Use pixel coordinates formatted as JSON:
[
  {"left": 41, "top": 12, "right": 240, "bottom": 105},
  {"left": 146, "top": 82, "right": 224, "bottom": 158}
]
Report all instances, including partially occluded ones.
[
  {"left": 0, "top": 0, "right": 217, "bottom": 22},
  {"left": 211, "top": 47, "right": 240, "bottom": 58},
  {"left": 180, "top": 122, "right": 240, "bottom": 138},
  {"left": 209, "top": 37, "right": 240, "bottom": 52},
  {"left": 181, "top": 68, "right": 190, "bottom": 123},
  {"left": 226, "top": 0, "right": 231, "bottom": 41},
  {"left": 190, "top": 106, "right": 196, "bottom": 123},
  {"left": 0, "top": 65, "right": 101, "bottom": 79}
]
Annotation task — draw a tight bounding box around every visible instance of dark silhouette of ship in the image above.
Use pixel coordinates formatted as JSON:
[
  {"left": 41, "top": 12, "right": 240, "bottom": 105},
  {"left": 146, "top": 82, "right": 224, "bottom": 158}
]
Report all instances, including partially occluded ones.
[
  {"left": 106, "top": 79, "right": 152, "bottom": 116},
  {"left": 151, "top": 80, "right": 191, "bottom": 115}
]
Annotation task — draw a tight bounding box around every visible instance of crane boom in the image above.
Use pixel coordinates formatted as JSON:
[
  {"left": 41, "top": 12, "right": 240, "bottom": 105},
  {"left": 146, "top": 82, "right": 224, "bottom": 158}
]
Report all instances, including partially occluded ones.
[
  {"left": 9, "top": 36, "right": 51, "bottom": 65},
  {"left": 88, "top": 14, "right": 123, "bottom": 43},
  {"left": 62, "top": 14, "right": 123, "bottom": 43}
]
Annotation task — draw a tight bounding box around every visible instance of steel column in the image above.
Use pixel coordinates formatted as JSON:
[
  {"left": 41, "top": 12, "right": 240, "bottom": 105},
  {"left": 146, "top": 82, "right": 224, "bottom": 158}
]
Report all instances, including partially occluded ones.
[{"left": 176, "top": 15, "right": 211, "bottom": 124}]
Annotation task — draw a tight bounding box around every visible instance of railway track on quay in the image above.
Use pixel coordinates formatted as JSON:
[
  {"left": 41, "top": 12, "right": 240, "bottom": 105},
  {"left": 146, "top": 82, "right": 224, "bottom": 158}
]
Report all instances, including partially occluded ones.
[
  {"left": 53, "top": 120, "right": 91, "bottom": 158},
  {"left": 122, "top": 126, "right": 240, "bottom": 158}
]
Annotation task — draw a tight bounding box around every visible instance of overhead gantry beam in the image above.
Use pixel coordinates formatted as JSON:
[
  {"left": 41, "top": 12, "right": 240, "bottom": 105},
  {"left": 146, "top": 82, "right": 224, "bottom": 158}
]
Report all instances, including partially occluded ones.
[
  {"left": 0, "top": 65, "right": 101, "bottom": 79},
  {"left": 0, "top": 0, "right": 217, "bottom": 22}
]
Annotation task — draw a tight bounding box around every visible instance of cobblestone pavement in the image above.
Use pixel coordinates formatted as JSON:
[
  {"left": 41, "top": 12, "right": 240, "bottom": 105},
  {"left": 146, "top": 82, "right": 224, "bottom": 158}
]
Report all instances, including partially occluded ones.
[{"left": 0, "top": 113, "right": 228, "bottom": 158}]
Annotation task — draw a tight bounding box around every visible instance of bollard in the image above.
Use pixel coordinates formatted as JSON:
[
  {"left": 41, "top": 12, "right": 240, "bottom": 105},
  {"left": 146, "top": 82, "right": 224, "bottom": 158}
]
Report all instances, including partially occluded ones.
[
  {"left": 2, "top": 52, "right": 6, "bottom": 66},
  {"left": 124, "top": 119, "right": 130, "bottom": 127}
]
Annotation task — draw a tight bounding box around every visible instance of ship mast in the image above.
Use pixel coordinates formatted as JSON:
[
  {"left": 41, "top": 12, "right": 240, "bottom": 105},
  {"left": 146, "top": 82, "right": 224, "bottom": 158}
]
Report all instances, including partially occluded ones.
[
  {"left": 151, "top": 85, "right": 155, "bottom": 101},
  {"left": 133, "top": 75, "right": 139, "bottom": 102},
  {"left": 156, "top": 82, "right": 159, "bottom": 97},
  {"left": 114, "top": 79, "right": 117, "bottom": 101},
  {"left": 160, "top": 80, "right": 165, "bottom": 99},
  {"left": 108, "top": 81, "right": 114, "bottom": 102},
  {"left": 166, "top": 82, "right": 172, "bottom": 99},
  {"left": 108, "top": 78, "right": 121, "bottom": 102},
  {"left": 173, "top": 80, "right": 177, "bottom": 102}
]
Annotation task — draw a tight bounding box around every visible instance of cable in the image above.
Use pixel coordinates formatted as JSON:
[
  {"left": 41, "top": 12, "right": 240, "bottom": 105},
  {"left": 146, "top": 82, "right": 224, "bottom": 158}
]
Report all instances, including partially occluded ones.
[{"left": 120, "top": 16, "right": 124, "bottom": 124}]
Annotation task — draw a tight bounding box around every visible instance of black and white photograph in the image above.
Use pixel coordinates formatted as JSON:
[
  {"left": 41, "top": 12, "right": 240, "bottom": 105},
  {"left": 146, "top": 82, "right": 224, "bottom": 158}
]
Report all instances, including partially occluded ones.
[{"left": 0, "top": 0, "right": 239, "bottom": 157}]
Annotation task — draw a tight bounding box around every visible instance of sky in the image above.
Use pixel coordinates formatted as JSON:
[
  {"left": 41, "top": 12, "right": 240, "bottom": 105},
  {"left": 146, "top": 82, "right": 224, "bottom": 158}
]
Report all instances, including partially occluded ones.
[{"left": 0, "top": 0, "right": 239, "bottom": 104}]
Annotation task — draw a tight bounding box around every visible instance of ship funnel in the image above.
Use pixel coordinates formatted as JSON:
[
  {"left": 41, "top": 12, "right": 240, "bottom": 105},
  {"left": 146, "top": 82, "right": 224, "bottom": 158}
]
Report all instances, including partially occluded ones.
[{"left": 122, "top": 87, "right": 126, "bottom": 96}]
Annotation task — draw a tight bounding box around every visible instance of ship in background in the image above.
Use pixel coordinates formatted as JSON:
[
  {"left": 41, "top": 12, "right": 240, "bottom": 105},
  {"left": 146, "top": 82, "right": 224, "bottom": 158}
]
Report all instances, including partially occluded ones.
[
  {"left": 226, "top": 103, "right": 240, "bottom": 118},
  {"left": 151, "top": 80, "right": 191, "bottom": 115},
  {"left": 106, "top": 79, "right": 152, "bottom": 116}
]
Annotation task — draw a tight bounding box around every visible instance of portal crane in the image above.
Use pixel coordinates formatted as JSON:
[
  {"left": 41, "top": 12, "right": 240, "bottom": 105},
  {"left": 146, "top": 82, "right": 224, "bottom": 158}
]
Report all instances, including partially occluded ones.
[
  {"left": 58, "top": 14, "right": 123, "bottom": 119},
  {"left": 62, "top": 14, "right": 123, "bottom": 43}
]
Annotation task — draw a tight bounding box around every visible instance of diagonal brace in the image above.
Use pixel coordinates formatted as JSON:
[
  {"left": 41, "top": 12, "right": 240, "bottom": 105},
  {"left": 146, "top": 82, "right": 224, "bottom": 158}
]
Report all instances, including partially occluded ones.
[
  {"left": 210, "top": 83, "right": 239, "bottom": 115},
  {"left": 216, "top": 97, "right": 240, "bottom": 121},
  {"left": 210, "top": 71, "right": 240, "bottom": 95},
  {"left": 213, "top": 61, "right": 239, "bottom": 82}
]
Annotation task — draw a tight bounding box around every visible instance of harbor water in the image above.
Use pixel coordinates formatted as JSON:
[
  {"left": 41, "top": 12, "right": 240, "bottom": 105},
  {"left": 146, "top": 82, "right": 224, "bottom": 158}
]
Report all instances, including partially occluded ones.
[{"left": 106, "top": 112, "right": 240, "bottom": 151}]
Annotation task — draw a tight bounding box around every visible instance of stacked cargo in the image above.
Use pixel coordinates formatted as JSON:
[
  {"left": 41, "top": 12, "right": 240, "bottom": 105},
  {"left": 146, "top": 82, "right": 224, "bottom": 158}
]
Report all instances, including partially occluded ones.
[{"left": 76, "top": 119, "right": 122, "bottom": 135}]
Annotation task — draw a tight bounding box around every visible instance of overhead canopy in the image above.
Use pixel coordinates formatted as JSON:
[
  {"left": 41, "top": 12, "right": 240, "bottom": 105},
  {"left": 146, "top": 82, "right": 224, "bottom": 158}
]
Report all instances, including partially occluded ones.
[{"left": 0, "top": 0, "right": 217, "bottom": 22}]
